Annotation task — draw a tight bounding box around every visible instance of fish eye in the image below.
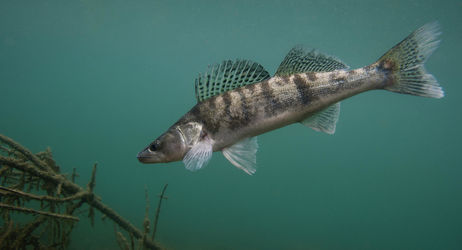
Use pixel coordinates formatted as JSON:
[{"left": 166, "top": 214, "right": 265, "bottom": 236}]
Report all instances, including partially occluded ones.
[{"left": 149, "top": 140, "right": 160, "bottom": 151}]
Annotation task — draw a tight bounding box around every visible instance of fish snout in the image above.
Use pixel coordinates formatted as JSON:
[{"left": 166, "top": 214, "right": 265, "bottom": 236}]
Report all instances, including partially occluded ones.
[{"left": 136, "top": 149, "right": 151, "bottom": 163}]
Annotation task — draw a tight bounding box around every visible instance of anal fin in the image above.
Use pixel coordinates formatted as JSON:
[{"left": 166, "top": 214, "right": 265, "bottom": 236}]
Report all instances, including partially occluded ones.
[
  {"left": 222, "top": 137, "right": 258, "bottom": 175},
  {"left": 301, "top": 102, "right": 340, "bottom": 134}
]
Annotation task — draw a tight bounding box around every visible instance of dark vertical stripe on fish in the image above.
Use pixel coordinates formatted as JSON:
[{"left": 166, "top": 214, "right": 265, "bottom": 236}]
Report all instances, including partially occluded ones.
[
  {"left": 293, "top": 74, "right": 310, "bottom": 104},
  {"left": 236, "top": 87, "right": 250, "bottom": 123},
  {"left": 306, "top": 72, "right": 317, "bottom": 82},
  {"left": 261, "top": 80, "right": 282, "bottom": 115},
  {"left": 189, "top": 98, "right": 221, "bottom": 134},
  {"left": 222, "top": 91, "right": 245, "bottom": 130},
  {"left": 222, "top": 91, "right": 232, "bottom": 116}
]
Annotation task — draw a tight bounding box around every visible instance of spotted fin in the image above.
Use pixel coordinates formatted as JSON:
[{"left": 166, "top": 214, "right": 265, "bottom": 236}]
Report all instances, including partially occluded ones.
[
  {"left": 379, "top": 22, "right": 444, "bottom": 98},
  {"left": 195, "top": 60, "right": 270, "bottom": 102},
  {"left": 275, "top": 46, "right": 348, "bottom": 76},
  {"left": 222, "top": 137, "right": 258, "bottom": 175},
  {"left": 301, "top": 102, "right": 340, "bottom": 134},
  {"left": 183, "top": 137, "right": 213, "bottom": 172}
]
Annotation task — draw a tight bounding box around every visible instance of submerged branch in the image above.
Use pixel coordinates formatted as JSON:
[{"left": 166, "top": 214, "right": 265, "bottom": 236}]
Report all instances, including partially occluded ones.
[
  {"left": 0, "top": 186, "right": 84, "bottom": 203},
  {"left": 87, "top": 163, "right": 97, "bottom": 193},
  {"left": 0, "top": 134, "right": 53, "bottom": 173},
  {"left": 0, "top": 203, "right": 79, "bottom": 222},
  {"left": 152, "top": 184, "right": 168, "bottom": 241},
  {"left": 0, "top": 134, "right": 162, "bottom": 250},
  {"left": 115, "top": 224, "right": 131, "bottom": 250}
]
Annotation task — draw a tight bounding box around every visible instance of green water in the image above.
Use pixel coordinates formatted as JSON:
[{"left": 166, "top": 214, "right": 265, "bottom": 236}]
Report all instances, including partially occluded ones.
[{"left": 1, "top": 0, "right": 461, "bottom": 249}]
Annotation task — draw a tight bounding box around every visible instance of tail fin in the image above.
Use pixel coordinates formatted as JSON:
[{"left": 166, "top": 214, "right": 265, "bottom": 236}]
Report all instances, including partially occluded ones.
[{"left": 378, "top": 22, "right": 444, "bottom": 98}]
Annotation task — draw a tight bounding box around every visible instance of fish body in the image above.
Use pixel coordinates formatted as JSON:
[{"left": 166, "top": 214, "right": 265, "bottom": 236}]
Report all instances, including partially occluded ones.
[
  {"left": 137, "top": 23, "right": 444, "bottom": 175},
  {"left": 181, "top": 66, "right": 382, "bottom": 151}
]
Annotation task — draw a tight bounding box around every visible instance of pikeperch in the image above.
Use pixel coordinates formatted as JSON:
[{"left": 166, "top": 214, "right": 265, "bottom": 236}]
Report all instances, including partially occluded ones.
[{"left": 137, "top": 23, "right": 444, "bottom": 175}]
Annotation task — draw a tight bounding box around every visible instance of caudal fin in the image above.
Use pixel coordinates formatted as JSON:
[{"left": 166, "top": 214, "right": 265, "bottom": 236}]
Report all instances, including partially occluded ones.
[{"left": 378, "top": 22, "right": 444, "bottom": 98}]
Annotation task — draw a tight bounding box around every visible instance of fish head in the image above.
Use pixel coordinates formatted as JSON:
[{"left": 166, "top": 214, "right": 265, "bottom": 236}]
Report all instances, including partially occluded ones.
[
  {"left": 137, "top": 121, "right": 204, "bottom": 164},
  {"left": 137, "top": 128, "right": 187, "bottom": 164}
]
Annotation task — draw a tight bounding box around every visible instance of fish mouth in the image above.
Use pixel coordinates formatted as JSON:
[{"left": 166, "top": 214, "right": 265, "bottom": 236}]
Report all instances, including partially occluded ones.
[
  {"left": 137, "top": 150, "right": 161, "bottom": 163},
  {"left": 137, "top": 151, "right": 151, "bottom": 163}
]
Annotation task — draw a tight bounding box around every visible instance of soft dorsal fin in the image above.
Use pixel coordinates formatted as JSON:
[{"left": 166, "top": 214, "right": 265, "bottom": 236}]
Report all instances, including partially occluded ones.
[
  {"left": 275, "top": 46, "right": 348, "bottom": 76},
  {"left": 195, "top": 60, "right": 270, "bottom": 102},
  {"left": 301, "top": 102, "right": 340, "bottom": 134}
]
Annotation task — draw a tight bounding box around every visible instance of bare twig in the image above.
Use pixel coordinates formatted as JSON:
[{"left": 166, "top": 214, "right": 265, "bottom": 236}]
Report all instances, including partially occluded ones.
[
  {"left": 86, "top": 163, "right": 97, "bottom": 227},
  {"left": 0, "top": 186, "right": 84, "bottom": 203},
  {"left": 139, "top": 186, "right": 151, "bottom": 249},
  {"left": 87, "top": 163, "right": 97, "bottom": 193},
  {"left": 0, "top": 203, "right": 79, "bottom": 222},
  {"left": 0, "top": 145, "right": 11, "bottom": 154},
  {"left": 71, "top": 168, "right": 79, "bottom": 183},
  {"left": 115, "top": 225, "right": 130, "bottom": 250},
  {"left": 0, "top": 220, "right": 14, "bottom": 243},
  {"left": 13, "top": 216, "right": 47, "bottom": 247},
  {"left": 151, "top": 184, "right": 168, "bottom": 241}
]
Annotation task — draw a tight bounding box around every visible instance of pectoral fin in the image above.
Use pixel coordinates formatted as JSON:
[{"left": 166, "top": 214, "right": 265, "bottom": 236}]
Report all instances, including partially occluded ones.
[
  {"left": 301, "top": 102, "right": 340, "bottom": 134},
  {"left": 183, "top": 137, "right": 213, "bottom": 172},
  {"left": 222, "top": 137, "right": 258, "bottom": 175}
]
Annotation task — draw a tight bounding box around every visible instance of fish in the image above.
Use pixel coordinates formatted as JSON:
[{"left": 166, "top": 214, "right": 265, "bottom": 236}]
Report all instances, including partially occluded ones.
[{"left": 137, "top": 22, "right": 444, "bottom": 175}]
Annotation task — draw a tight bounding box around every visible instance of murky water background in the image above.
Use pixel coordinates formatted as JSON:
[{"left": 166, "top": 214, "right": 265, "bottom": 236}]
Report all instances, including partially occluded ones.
[{"left": 1, "top": 1, "right": 461, "bottom": 249}]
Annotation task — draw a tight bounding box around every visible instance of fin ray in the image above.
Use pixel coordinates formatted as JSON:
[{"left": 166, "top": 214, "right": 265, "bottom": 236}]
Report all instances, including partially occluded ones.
[
  {"left": 380, "top": 22, "right": 444, "bottom": 98},
  {"left": 195, "top": 60, "right": 270, "bottom": 102},
  {"left": 301, "top": 102, "right": 340, "bottom": 134},
  {"left": 183, "top": 137, "right": 213, "bottom": 172},
  {"left": 275, "top": 46, "right": 348, "bottom": 76},
  {"left": 222, "top": 137, "right": 258, "bottom": 175}
]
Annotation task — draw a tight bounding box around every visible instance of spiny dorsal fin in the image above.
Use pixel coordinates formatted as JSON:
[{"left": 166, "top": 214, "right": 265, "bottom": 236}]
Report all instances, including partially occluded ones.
[
  {"left": 195, "top": 60, "right": 270, "bottom": 102},
  {"left": 301, "top": 102, "right": 340, "bottom": 134},
  {"left": 275, "top": 46, "right": 348, "bottom": 76}
]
